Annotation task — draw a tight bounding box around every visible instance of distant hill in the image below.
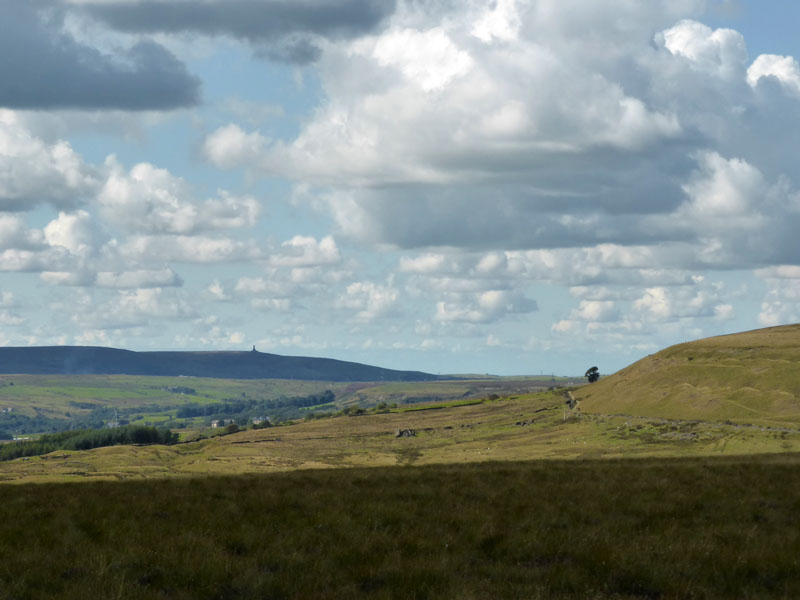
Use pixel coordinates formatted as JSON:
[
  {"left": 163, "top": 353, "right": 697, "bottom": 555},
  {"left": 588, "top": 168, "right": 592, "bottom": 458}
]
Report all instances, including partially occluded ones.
[
  {"left": 574, "top": 324, "right": 800, "bottom": 425},
  {"left": 0, "top": 346, "right": 442, "bottom": 382}
]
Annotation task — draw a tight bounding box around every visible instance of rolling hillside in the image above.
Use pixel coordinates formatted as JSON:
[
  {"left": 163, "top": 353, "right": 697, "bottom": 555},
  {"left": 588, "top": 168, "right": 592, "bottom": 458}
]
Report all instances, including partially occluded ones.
[
  {"left": 5, "top": 324, "right": 800, "bottom": 484},
  {"left": 574, "top": 323, "right": 800, "bottom": 425},
  {"left": 3, "top": 337, "right": 800, "bottom": 599},
  {"left": 4, "top": 389, "right": 800, "bottom": 484},
  {"left": 0, "top": 346, "right": 441, "bottom": 382}
]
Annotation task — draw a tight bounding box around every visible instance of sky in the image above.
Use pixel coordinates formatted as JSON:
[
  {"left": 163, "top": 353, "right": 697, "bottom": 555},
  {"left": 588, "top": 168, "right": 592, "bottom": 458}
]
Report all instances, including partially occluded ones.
[{"left": 2, "top": 0, "right": 800, "bottom": 376}]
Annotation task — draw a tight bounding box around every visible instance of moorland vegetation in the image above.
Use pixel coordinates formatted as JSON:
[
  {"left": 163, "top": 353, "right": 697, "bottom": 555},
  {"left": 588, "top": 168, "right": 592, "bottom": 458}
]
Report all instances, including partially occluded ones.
[
  {"left": 3, "top": 324, "right": 800, "bottom": 598},
  {"left": 1, "top": 457, "right": 799, "bottom": 599}
]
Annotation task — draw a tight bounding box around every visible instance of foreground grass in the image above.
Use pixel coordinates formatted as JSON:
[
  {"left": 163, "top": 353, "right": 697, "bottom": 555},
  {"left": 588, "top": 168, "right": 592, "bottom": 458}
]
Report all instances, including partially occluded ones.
[{"left": 1, "top": 456, "right": 799, "bottom": 599}]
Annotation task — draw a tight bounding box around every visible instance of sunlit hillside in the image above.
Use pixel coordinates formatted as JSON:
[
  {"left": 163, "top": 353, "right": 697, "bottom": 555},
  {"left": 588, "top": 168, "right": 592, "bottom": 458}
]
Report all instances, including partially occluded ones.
[{"left": 574, "top": 324, "right": 800, "bottom": 426}]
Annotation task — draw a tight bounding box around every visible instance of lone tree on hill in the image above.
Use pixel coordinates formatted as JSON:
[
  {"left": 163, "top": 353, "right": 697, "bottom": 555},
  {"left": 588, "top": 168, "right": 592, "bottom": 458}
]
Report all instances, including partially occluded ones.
[{"left": 585, "top": 366, "right": 599, "bottom": 383}]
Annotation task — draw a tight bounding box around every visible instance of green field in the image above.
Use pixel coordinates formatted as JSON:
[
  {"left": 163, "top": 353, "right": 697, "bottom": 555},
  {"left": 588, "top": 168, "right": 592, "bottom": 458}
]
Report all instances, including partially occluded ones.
[
  {"left": 0, "top": 375, "right": 348, "bottom": 413},
  {"left": 0, "top": 375, "right": 567, "bottom": 435}
]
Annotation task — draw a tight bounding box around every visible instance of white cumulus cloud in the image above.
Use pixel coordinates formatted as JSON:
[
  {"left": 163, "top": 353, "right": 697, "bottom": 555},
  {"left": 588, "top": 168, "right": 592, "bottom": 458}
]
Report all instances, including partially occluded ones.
[
  {"left": 337, "top": 281, "right": 399, "bottom": 320},
  {"left": 0, "top": 110, "right": 100, "bottom": 211}
]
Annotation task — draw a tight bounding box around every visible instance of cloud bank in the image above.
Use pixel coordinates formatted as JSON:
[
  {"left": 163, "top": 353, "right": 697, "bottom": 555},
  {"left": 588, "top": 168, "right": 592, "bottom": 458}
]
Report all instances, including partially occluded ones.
[
  {"left": 0, "top": 0, "right": 199, "bottom": 110},
  {"left": 202, "top": 0, "right": 800, "bottom": 274},
  {"left": 77, "top": 0, "right": 398, "bottom": 64}
]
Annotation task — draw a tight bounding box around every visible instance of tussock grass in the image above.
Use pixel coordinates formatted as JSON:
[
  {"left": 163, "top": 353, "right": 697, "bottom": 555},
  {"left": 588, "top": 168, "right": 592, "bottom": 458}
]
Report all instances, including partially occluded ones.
[{"left": 1, "top": 456, "right": 799, "bottom": 599}]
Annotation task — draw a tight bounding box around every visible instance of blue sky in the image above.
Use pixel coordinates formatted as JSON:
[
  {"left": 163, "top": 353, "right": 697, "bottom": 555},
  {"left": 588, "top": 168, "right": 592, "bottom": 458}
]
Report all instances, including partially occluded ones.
[{"left": 2, "top": 0, "right": 800, "bottom": 376}]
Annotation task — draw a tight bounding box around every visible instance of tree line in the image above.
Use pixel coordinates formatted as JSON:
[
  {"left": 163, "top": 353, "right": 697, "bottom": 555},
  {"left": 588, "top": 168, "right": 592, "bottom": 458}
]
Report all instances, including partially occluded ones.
[
  {"left": 175, "top": 390, "right": 336, "bottom": 421},
  {"left": 0, "top": 425, "right": 178, "bottom": 462}
]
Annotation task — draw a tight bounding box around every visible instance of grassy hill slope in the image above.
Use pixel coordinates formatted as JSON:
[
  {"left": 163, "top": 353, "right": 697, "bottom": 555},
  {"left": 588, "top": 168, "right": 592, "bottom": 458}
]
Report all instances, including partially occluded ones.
[
  {"left": 574, "top": 323, "right": 800, "bottom": 425},
  {"left": 5, "top": 324, "right": 800, "bottom": 483}
]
